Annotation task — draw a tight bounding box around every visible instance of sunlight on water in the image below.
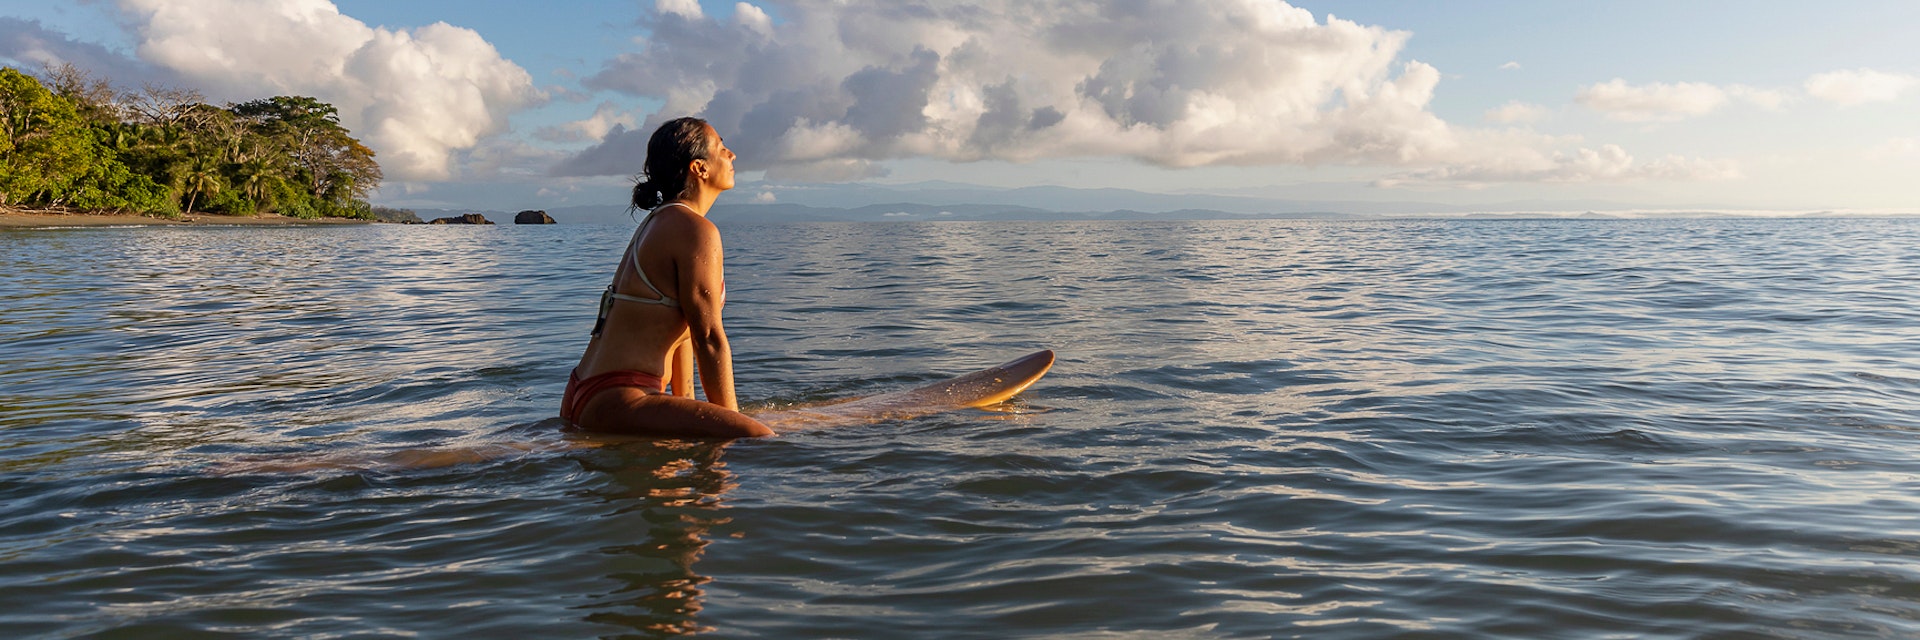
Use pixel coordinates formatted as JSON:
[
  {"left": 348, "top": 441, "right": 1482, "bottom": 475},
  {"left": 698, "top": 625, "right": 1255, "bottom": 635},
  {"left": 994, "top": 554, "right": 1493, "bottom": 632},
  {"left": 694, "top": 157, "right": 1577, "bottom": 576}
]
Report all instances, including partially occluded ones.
[{"left": 3, "top": 218, "right": 1919, "bottom": 637}]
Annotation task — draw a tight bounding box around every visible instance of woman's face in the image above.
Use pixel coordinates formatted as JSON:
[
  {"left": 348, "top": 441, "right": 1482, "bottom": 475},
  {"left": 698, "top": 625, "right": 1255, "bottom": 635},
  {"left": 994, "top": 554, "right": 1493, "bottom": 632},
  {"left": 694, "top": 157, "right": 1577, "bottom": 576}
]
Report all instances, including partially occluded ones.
[{"left": 700, "top": 126, "right": 736, "bottom": 192}]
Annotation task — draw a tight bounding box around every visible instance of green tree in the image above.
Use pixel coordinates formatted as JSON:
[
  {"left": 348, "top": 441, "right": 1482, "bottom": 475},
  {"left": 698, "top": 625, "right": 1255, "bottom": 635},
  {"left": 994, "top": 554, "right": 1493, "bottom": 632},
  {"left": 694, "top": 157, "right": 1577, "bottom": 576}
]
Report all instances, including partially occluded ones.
[
  {"left": 1, "top": 67, "right": 380, "bottom": 218},
  {"left": 68, "top": 155, "right": 174, "bottom": 214},
  {"left": 179, "top": 155, "right": 222, "bottom": 213},
  {"left": 235, "top": 158, "right": 282, "bottom": 208},
  {"left": 121, "top": 122, "right": 191, "bottom": 197},
  {"left": 0, "top": 67, "right": 95, "bottom": 206},
  {"left": 230, "top": 96, "right": 381, "bottom": 204}
]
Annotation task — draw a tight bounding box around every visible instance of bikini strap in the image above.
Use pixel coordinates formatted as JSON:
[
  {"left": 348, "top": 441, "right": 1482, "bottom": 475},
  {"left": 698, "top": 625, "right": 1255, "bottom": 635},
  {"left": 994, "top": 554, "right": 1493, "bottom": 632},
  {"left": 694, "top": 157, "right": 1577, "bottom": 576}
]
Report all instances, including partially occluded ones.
[
  {"left": 592, "top": 203, "right": 691, "bottom": 339},
  {"left": 618, "top": 203, "right": 694, "bottom": 307}
]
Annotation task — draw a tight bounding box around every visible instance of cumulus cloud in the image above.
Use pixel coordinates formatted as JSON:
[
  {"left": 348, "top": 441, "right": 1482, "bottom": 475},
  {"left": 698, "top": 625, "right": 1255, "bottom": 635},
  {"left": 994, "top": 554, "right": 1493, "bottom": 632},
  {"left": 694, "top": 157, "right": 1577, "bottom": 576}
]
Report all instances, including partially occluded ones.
[
  {"left": 1484, "top": 101, "right": 1547, "bottom": 124},
  {"left": 657, "top": 0, "right": 704, "bottom": 19},
  {"left": 1499, "top": 61, "right": 1521, "bottom": 71},
  {"left": 550, "top": 0, "right": 1716, "bottom": 185},
  {"left": 734, "top": 2, "right": 773, "bottom": 36},
  {"left": 95, "top": 0, "right": 542, "bottom": 181},
  {"left": 534, "top": 101, "right": 638, "bottom": 143},
  {"left": 455, "top": 135, "right": 568, "bottom": 180},
  {"left": 1575, "top": 78, "right": 1794, "bottom": 122},
  {"left": 1576, "top": 79, "right": 1729, "bottom": 122},
  {"left": 567, "top": 0, "right": 1446, "bottom": 173},
  {"left": 1805, "top": 68, "right": 1917, "bottom": 106}
]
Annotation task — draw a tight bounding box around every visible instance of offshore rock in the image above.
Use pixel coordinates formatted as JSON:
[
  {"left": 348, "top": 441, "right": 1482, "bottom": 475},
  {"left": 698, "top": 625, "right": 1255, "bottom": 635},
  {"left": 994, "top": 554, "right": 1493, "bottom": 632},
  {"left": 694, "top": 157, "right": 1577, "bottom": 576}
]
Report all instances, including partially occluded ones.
[
  {"left": 428, "top": 213, "right": 493, "bottom": 225},
  {"left": 515, "top": 209, "right": 556, "bottom": 224}
]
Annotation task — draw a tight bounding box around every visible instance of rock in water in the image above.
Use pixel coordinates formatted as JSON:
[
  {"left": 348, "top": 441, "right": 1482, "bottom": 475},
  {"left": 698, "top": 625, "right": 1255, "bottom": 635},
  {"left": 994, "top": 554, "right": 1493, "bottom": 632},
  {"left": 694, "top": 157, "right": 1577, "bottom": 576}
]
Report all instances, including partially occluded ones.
[
  {"left": 515, "top": 210, "right": 556, "bottom": 224},
  {"left": 428, "top": 213, "right": 494, "bottom": 225}
]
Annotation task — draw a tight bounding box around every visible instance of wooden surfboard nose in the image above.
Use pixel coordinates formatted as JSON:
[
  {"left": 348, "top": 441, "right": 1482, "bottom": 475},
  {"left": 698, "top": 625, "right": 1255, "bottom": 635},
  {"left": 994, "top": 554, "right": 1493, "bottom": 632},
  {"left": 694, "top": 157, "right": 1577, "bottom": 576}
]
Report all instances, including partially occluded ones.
[{"left": 959, "top": 350, "right": 1056, "bottom": 407}]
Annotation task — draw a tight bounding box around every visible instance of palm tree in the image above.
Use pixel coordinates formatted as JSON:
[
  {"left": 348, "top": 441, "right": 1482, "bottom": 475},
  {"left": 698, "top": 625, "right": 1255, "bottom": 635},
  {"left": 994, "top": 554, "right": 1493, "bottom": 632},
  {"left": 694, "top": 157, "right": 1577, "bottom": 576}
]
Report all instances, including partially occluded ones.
[
  {"left": 180, "top": 156, "right": 222, "bottom": 213},
  {"left": 236, "top": 159, "right": 281, "bottom": 211}
]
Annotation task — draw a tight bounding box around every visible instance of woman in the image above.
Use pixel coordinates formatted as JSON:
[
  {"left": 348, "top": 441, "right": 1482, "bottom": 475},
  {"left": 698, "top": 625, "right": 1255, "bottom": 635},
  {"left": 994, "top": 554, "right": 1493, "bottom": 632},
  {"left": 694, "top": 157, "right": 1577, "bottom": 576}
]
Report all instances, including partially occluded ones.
[{"left": 562, "top": 117, "right": 773, "bottom": 437}]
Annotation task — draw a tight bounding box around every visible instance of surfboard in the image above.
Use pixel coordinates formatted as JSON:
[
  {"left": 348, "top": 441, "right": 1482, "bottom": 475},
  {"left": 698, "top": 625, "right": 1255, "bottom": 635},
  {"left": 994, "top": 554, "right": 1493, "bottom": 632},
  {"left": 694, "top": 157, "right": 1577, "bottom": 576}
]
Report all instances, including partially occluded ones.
[
  {"left": 217, "top": 351, "right": 1053, "bottom": 473},
  {"left": 751, "top": 350, "right": 1055, "bottom": 430}
]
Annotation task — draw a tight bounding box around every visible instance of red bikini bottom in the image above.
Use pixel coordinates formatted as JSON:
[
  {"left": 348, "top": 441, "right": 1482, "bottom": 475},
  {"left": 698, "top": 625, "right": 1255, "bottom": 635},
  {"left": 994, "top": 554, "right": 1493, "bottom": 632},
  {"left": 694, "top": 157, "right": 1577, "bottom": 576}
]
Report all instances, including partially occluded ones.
[{"left": 562, "top": 368, "right": 666, "bottom": 423}]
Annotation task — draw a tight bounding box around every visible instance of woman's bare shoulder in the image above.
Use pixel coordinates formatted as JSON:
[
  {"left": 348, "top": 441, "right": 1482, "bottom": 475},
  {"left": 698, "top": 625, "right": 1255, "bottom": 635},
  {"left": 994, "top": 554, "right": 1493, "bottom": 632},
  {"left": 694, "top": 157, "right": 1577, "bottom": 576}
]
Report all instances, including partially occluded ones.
[
  {"left": 649, "top": 205, "right": 710, "bottom": 227},
  {"left": 652, "top": 207, "right": 721, "bottom": 243}
]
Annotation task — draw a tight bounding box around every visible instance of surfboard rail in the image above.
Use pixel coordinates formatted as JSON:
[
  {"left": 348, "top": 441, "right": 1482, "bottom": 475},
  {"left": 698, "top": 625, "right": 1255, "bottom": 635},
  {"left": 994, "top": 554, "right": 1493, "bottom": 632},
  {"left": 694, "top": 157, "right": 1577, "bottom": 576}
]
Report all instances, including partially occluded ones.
[{"left": 753, "top": 350, "right": 1055, "bottom": 430}]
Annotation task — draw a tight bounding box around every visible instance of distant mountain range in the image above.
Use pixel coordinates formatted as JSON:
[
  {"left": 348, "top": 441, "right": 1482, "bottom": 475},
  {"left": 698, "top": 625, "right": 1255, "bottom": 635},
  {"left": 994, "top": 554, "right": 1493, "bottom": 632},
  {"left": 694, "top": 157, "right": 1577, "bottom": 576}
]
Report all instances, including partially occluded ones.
[{"left": 408, "top": 182, "right": 1913, "bottom": 225}]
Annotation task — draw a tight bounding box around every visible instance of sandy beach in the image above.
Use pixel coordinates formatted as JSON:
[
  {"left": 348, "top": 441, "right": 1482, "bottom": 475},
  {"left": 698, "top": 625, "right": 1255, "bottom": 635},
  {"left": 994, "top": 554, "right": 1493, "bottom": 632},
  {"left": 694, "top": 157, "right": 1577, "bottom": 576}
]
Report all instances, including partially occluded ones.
[{"left": 0, "top": 207, "right": 375, "bottom": 228}]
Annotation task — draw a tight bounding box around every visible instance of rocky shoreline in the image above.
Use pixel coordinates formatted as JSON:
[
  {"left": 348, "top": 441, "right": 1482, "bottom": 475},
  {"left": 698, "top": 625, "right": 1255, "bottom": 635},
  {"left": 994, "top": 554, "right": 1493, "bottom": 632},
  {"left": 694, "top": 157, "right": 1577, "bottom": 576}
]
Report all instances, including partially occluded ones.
[
  {"left": 0, "top": 207, "right": 375, "bottom": 228},
  {"left": 2, "top": 207, "right": 564, "bottom": 228}
]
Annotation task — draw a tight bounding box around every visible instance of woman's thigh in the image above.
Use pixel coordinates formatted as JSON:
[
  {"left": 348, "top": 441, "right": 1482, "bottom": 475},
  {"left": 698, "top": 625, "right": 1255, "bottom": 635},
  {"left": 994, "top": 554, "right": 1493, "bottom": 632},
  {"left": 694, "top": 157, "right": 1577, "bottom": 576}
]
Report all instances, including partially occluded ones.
[{"left": 579, "top": 387, "right": 773, "bottom": 438}]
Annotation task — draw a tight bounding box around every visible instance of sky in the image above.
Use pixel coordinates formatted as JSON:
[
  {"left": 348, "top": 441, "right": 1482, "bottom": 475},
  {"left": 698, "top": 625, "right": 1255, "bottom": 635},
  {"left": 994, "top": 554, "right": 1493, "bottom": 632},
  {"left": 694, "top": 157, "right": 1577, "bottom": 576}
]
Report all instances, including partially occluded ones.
[{"left": 2, "top": 0, "right": 1917, "bottom": 213}]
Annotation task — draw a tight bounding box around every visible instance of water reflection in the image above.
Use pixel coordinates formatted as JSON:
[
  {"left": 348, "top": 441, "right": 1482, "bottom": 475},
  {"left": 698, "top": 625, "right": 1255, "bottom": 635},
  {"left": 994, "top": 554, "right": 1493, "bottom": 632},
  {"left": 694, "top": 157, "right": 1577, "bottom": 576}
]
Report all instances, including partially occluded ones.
[
  {"left": 574, "top": 440, "right": 737, "bottom": 637},
  {"left": 8, "top": 220, "right": 1920, "bottom": 637}
]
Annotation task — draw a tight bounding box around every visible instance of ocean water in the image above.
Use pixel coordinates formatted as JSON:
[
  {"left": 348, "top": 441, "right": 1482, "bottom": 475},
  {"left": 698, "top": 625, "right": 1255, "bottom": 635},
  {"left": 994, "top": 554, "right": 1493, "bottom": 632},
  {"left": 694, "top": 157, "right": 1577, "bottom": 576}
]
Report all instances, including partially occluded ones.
[{"left": 2, "top": 218, "right": 1919, "bottom": 638}]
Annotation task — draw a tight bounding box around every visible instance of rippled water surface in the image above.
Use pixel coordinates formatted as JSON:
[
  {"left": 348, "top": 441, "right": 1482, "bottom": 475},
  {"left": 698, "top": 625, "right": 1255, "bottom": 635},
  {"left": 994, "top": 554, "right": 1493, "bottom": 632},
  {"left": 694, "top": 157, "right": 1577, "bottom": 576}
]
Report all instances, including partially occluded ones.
[{"left": 4, "top": 218, "right": 1919, "bottom": 638}]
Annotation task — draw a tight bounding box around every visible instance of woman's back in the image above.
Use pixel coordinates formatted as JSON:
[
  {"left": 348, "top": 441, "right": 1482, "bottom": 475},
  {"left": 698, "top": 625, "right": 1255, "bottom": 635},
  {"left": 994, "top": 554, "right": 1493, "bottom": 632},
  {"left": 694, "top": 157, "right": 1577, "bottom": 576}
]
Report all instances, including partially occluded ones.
[{"left": 574, "top": 204, "right": 704, "bottom": 380}]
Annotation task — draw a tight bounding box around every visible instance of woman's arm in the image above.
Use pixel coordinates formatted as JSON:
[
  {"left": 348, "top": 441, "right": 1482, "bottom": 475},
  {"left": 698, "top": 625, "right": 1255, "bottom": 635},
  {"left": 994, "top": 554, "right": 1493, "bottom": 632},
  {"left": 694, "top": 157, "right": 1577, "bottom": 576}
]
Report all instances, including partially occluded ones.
[{"left": 675, "top": 218, "right": 738, "bottom": 411}]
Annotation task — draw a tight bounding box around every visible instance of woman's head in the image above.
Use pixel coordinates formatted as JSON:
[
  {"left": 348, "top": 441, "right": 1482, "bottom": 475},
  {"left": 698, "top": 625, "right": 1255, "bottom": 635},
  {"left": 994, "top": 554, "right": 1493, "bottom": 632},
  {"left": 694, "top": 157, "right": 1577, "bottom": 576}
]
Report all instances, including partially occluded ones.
[{"left": 632, "top": 117, "right": 716, "bottom": 210}]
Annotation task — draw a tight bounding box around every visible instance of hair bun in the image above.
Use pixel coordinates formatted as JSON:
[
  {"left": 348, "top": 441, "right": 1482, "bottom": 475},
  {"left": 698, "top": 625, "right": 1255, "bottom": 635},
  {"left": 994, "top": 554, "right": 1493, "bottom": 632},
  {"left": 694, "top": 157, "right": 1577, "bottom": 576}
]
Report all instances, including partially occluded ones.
[{"left": 631, "top": 178, "right": 663, "bottom": 209}]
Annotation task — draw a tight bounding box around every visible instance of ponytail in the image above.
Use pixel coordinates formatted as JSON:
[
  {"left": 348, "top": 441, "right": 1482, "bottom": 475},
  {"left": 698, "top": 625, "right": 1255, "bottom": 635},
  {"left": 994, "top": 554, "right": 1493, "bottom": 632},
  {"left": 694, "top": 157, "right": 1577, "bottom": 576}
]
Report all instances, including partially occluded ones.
[{"left": 631, "top": 117, "right": 712, "bottom": 211}]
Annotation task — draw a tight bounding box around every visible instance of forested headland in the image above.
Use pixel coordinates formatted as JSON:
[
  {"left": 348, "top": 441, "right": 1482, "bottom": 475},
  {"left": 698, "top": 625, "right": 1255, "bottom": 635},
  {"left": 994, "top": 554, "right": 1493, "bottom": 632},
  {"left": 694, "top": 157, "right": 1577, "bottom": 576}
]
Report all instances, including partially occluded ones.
[{"left": 0, "top": 64, "right": 383, "bottom": 220}]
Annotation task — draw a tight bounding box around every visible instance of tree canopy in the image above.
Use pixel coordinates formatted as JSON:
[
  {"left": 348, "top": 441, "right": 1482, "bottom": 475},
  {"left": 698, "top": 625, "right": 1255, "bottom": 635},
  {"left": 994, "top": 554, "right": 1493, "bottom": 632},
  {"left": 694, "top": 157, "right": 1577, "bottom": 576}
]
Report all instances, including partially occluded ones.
[{"left": 0, "top": 65, "right": 382, "bottom": 219}]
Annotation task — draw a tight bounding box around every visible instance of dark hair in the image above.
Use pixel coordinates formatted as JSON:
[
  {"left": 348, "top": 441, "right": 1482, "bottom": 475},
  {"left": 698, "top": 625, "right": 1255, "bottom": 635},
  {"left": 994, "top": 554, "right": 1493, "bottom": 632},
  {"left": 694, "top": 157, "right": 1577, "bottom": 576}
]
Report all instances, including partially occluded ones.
[{"left": 631, "top": 117, "right": 712, "bottom": 210}]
